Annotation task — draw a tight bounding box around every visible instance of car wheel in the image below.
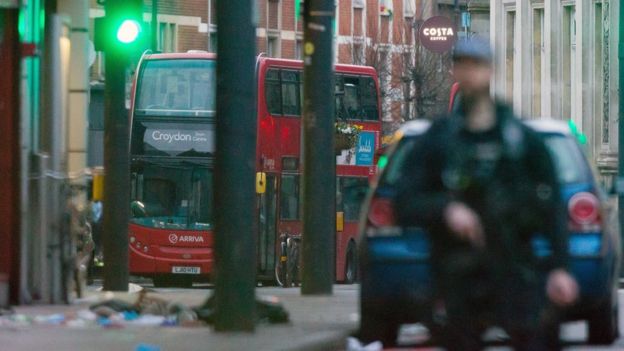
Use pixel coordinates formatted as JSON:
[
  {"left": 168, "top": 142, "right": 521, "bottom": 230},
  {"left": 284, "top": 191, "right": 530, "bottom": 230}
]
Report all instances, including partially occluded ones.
[
  {"left": 588, "top": 300, "right": 619, "bottom": 345},
  {"left": 360, "top": 301, "right": 399, "bottom": 346},
  {"left": 344, "top": 242, "right": 357, "bottom": 284}
]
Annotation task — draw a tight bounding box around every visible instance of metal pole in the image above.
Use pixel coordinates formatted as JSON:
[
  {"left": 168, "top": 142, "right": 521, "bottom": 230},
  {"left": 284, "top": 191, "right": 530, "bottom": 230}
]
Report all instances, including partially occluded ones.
[
  {"left": 213, "top": 0, "right": 257, "bottom": 332},
  {"left": 151, "top": 0, "right": 158, "bottom": 51},
  {"left": 301, "top": 0, "right": 335, "bottom": 295},
  {"left": 102, "top": 0, "right": 133, "bottom": 292},
  {"left": 0, "top": 7, "right": 21, "bottom": 305},
  {"left": 42, "top": 14, "right": 68, "bottom": 303},
  {"left": 618, "top": 0, "right": 624, "bottom": 275}
]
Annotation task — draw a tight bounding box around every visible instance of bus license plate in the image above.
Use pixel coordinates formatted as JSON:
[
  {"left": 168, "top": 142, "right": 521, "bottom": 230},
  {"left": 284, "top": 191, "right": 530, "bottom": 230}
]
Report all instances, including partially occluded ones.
[{"left": 172, "top": 266, "right": 201, "bottom": 274}]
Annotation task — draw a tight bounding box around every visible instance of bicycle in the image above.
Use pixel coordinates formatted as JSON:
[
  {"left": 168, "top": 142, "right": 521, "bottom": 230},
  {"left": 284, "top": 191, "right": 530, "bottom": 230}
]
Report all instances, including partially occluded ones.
[{"left": 275, "top": 232, "right": 301, "bottom": 288}]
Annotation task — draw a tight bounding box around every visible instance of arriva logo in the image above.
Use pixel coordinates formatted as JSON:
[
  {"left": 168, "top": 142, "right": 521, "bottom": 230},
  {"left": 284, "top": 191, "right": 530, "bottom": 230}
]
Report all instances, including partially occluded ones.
[
  {"left": 168, "top": 233, "right": 178, "bottom": 244},
  {"left": 152, "top": 131, "right": 192, "bottom": 143},
  {"left": 169, "top": 233, "right": 204, "bottom": 244}
]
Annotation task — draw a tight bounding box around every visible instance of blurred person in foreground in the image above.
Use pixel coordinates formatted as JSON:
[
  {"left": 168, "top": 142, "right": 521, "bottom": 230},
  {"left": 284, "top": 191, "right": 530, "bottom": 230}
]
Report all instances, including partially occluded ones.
[{"left": 395, "top": 37, "right": 578, "bottom": 351}]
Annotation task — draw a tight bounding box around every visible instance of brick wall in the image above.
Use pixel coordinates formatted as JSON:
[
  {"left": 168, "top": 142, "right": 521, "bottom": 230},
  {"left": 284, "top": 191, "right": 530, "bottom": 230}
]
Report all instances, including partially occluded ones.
[
  {"left": 257, "top": 0, "right": 267, "bottom": 28},
  {"left": 177, "top": 25, "right": 208, "bottom": 52},
  {"left": 282, "top": 0, "right": 295, "bottom": 31},
  {"left": 338, "top": 0, "right": 351, "bottom": 36},
  {"left": 282, "top": 39, "right": 295, "bottom": 59},
  {"left": 145, "top": 0, "right": 208, "bottom": 22},
  {"left": 268, "top": 1, "right": 279, "bottom": 30}
]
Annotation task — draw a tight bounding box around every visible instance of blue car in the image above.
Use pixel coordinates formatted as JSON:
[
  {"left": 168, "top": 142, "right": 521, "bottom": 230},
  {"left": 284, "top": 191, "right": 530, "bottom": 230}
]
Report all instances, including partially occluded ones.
[{"left": 358, "top": 119, "right": 621, "bottom": 346}]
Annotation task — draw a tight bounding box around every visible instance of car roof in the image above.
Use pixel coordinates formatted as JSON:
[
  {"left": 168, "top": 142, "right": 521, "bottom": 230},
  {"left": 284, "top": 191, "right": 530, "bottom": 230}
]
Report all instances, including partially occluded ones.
[
  {"left": 398, "top": 119, "right": 432, "bottom": 137},
  {"left": 396, "top": 118, "right": 573, "bottom": 141},
  {"left": 523, "top": 119, "right": 572, "bottom": 135}
]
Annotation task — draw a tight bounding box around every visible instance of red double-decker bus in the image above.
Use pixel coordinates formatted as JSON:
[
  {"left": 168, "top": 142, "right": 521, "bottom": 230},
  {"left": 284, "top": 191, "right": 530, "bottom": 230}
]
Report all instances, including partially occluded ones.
[{"left": 128, "top": 52, "right": 381, "bottom": 287}]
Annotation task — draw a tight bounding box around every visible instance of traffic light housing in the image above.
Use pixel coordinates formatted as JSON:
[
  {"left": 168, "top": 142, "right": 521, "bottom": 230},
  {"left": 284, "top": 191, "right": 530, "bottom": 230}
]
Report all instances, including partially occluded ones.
[{"left": 94, "top": 15, "right": 149, "bottom": 57}]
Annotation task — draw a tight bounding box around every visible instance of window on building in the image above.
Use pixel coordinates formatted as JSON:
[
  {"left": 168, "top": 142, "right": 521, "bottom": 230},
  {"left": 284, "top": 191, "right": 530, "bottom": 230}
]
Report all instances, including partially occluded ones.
[
  {"left": 532, "top": 8, "right": 544, "bottom": 117},
  {"left": 378, "top": 48, "right": 391, "bottom": 122},
  {"left": 594, "top": 2, "right": 606, "bottom": 144},
  {"left": 268, "top": 0, "right": 279, "bottom": 30},
  {"left": 353, "top": 0, "right": 365, "bottom": 8},
  {"left": 352, "top": 38, "right": 365, "bottom": 65},
  {"left": 354, "top": 8, "right": 364, "bottom": 37},
  {"left": 295, "top": 38, "right": 303, "bottom": 60},
  {"left": 208, "top": 0, "right": 216, "bottom": 26},
  {"left": 380, "top": 0, "right": 393, "bottom": 16},
  {"left": 268, "top": 34, "right": 280, "bottom": 57},
  {"left": 280, "top": 175, "right": 300, "bottom": 220},
  {"left": 505, "top": 10, "right": 515, "bottom": 105},
  {"left": 209, "top": 30, "right": 217, "bottom": 53},
  {"left": 562, "top": 5, "right": 576, "bottom": 121},
  {"left": 159, "top": 23, "right": 177, "bottom": 53},
  {"left": 403, "top": 0, "right": 415, "bottom": 18}
]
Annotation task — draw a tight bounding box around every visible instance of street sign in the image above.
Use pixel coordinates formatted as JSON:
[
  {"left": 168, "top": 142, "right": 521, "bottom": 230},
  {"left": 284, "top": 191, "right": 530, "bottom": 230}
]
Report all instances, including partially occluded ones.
[{"left": 419, "top": 16, "right": 457, "bottom": 54}]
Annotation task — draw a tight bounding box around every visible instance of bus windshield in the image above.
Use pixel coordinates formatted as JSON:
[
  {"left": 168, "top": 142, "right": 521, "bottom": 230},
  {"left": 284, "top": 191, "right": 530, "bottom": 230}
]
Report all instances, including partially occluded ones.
[
  {"left": 135, "top": 59, "right": 216, "bottom": 117},
  {"left": 131, "top": 164, "right": 213, "bottom": 230}
]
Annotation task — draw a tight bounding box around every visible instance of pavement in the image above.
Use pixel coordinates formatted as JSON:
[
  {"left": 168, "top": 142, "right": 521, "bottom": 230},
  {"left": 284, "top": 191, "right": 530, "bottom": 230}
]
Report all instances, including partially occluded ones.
[
  {"left": 0, "top": 283, "right": 359, "bottom": 351},
  {"left": 4, "top": 282, "right": 624, "bottom": 351}
]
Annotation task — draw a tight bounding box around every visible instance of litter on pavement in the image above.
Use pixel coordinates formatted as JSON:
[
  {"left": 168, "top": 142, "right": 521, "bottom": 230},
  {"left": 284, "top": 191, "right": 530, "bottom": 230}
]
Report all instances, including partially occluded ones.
[{"left": 0, "top": 289, "right": 289, "bottom": 330}]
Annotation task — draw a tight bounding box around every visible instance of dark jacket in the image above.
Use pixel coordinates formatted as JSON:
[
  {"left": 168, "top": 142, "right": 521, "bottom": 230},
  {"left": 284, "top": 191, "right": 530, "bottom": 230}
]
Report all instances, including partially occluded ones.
[{"left": 394, "top": 102, "right": 568, "bottom": 278}]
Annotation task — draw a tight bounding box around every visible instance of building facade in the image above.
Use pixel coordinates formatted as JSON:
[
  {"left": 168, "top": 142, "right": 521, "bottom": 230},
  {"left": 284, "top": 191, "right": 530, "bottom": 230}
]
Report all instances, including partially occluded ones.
[
  {"left": 88, "top": 0, "right": 490, "bottom": 143},
  {"left": 490, "top": 0, "right": 620, "bottom": 183}
]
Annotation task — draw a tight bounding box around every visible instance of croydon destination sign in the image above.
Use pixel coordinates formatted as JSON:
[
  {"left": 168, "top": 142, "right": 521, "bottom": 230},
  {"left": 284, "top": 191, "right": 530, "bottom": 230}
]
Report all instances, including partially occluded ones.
[{"left": 419, "top": 16, "right": 457, "bottom": 53}]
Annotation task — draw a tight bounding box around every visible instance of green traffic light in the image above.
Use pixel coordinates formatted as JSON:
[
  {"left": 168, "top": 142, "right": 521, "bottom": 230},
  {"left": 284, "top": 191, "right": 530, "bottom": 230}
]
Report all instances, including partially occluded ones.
[
  {"left": 377, "top": 155, "right": 388, "bottom": 170},
  {"left": 117, "top": 19, "right": 141, "bottom": 44}
]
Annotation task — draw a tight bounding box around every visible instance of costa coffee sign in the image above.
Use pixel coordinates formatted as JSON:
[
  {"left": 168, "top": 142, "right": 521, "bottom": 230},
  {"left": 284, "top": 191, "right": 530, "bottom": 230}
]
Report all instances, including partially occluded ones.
[{"left": 419, "top": 16, "right": 457, "bottom": 53}]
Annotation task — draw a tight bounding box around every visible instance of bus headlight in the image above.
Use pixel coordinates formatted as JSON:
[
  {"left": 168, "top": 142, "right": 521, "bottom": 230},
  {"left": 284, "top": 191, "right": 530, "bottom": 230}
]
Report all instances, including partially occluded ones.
[{"left": 130, "top": 236, "right": 136, "bottom": 244}]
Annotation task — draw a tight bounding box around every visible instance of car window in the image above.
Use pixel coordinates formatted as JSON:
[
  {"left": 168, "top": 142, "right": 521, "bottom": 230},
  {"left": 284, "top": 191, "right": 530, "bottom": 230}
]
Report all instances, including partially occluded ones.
[
  {"left": 542, "top": 134, "right": 591, "bottom": 184},
  {"left": 380, "top": 138, "right": 419, "bottom": 186}
]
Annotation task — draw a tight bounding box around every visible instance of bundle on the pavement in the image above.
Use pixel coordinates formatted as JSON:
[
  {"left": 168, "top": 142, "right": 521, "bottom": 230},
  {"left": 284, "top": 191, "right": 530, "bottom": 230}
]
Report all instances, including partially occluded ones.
[
  {"left": 194, "top": 296, "right": 289, "bottom": 325},
  {"left": 89, "top": 290, "right": 199, "bottom": 326}
]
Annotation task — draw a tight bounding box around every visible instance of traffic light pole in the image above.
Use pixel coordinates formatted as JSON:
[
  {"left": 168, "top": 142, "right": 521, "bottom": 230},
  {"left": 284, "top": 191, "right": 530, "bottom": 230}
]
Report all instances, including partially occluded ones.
[
  {"left": 301, "top": 0, "right": 335, "bottom": 295},
  {"left": 151, "top": 0, "right": 157, "bottom": 51},
  {"left": 213, "top": 0, "right": 257, "bottom": 331},
  {"left": 618, "top": 0, "right": 624, "bottom": 273},
  {"left": 101, "top": 0, "right": 135, "bottom": 292}
]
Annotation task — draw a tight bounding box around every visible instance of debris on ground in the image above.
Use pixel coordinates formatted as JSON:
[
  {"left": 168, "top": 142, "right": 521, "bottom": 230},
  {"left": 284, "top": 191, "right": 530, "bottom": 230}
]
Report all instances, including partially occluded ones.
[
  {"left": 135, "top": 343, "right": 161, "bottom": 351},
  {"left": 0, "top": 290, "right": 289, "bottom": 330},
  {"left": 194, "top": 295, "right": 289, "bottom": 325},
  {"left": 346, "top": 337, "right": 383, "bottom": 351}
]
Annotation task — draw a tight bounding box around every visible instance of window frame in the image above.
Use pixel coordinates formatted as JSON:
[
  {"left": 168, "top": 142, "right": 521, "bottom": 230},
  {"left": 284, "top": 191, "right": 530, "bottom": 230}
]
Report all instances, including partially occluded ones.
[
  {"left": 264, "top": 68, "right": 302, "bottom": 118},
  {"left": 279, "top": 173, "right": 301, "bottom": 221}
]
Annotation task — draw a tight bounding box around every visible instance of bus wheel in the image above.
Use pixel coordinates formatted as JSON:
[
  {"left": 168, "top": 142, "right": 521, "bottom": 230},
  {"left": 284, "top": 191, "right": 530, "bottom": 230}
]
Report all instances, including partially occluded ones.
[{"left": 344, "top": 241, "right": 357, "bottom": 284}]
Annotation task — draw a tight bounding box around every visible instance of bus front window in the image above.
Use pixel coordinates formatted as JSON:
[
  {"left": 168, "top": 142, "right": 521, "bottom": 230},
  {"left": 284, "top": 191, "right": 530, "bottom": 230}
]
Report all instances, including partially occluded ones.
[
  {"left": 131, "top": 164, "right": 213, "bottom": 230},
  {"left": 136, "top": 59, "right": 216, "bottom": 117}
]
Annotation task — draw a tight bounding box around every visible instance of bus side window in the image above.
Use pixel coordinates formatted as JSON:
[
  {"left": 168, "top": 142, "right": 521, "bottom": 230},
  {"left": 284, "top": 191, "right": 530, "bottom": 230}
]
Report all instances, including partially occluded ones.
[
  {"left": 343, "top": 76, "right": 360, "bottom": 120},
  {"left": 334, "top": 74, "right": 346, "bottom": 120},
  {"left": 336, "top": 178, "right": 344, "bottom": 213},
  {"left": 265, "top": 69, "right": 282, "bottom": 115},
  {"left": 341, "top": 177, "right": 368, "bottom": 221},
  {"left": 360, "top": 76, "right": 379, "bottom": 121},
  {"left": 281, "top": 70, "right": 301, "bottom": 116},
  {"left": 280, "top": 175, "right": 300, "bottom": 220}
]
